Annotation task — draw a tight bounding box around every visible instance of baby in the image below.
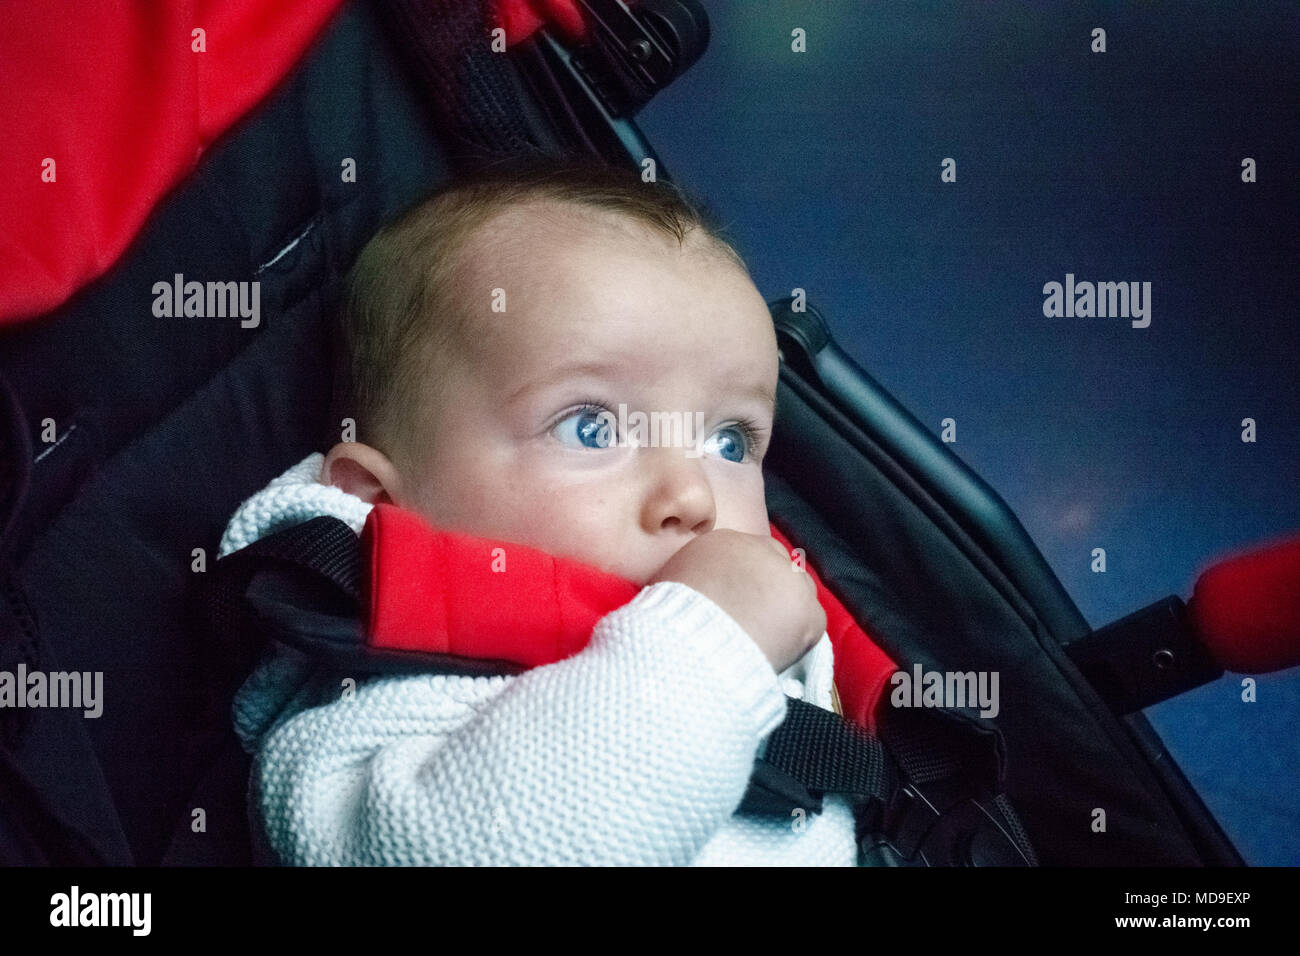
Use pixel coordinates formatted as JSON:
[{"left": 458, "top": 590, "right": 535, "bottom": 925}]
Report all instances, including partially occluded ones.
[{"left": 226, "top": 157, "right": 859, "bottom": 865}]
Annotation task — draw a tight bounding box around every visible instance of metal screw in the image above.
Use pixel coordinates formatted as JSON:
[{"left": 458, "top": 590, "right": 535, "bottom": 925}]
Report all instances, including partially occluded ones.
[
  {"left": 629, "top": 39, "right": 652, "bottom": 61},
  {"left": 1152, "top": 648, "right": 1175, "bottom": 670}
]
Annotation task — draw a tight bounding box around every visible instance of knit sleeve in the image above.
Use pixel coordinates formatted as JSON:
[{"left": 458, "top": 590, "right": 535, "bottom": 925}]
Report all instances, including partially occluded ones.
[{"left": 253, "top": 580, "right": 789, "bottom": 865}]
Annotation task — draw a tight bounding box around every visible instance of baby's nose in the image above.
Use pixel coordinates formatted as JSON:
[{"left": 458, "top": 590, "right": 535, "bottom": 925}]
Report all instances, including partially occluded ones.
[{"left": 640, "top": 447, "right": 716, "bottom": 536}]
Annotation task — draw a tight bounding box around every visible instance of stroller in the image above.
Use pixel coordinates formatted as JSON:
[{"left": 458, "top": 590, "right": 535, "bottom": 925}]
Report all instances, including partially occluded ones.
[{"left": 1, "top": 0, "right": 1280, "bottom": 866}]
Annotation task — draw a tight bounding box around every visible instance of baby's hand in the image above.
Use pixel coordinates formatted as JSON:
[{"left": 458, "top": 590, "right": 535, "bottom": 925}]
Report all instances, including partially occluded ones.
[{"left": 648, "top": 530, "right": 826, "bottom": 674}]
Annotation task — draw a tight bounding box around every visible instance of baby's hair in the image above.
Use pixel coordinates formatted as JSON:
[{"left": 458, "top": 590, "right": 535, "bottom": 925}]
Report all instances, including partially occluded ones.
[{"left": 330, "top": 154, "right": 749, "bottom": 459}]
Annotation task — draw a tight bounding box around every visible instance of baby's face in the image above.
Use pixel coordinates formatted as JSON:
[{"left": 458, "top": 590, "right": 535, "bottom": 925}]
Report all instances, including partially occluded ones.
[{"left": 395, "top": 203, "right": 779, "bottom": 586}]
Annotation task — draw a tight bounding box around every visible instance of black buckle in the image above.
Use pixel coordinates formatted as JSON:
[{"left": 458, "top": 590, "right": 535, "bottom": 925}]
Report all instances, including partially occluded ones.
[{"left": 859, "top": 782, "right": 1033, "bottom": 867}]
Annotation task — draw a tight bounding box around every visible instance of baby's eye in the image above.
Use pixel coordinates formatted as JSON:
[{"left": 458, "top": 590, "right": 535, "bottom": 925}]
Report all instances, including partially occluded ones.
[
  {"left": 553, "top": 406, "right": 615, "bottom": 449},
  {"left": 701, "top": 424, "right": 751, "bottom": 463}
]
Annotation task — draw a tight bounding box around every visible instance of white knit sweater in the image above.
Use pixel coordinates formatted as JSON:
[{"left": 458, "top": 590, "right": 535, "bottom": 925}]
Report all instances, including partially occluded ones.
[{"left": 227, "top": 454, "right": 860, "bottom": 866}]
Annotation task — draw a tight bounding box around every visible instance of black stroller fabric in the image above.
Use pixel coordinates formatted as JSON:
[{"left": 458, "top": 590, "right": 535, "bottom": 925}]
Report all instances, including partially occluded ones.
[
  {"left": 0, "top": 1, "right": 456, "bottom": 864},
  {"left": 0, "top": 0, "right": 1218, "bottom": 865}
]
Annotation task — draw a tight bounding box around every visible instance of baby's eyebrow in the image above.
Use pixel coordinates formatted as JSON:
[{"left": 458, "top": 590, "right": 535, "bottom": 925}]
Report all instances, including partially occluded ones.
[
  {"left": 506, "top": 358, "right": 777, "bottom": 419},
  {"left": 504, "top": 359, "right": 625, "bottom": 408},
  {"left": 726, "top": 380, "right": 776, "bottom": 420}
]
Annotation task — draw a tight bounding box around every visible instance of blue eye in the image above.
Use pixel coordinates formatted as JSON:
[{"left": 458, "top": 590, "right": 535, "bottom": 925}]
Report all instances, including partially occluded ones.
[
  {"left": 553, "top": 406, "right": 616, "bottom": 449},
  {"left": 702, "top": 425, "right": 750, "bottom": 463}
]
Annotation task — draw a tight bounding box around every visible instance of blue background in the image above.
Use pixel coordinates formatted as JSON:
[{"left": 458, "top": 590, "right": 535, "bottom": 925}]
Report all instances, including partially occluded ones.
[{"left": 638, "top": 1, "right": 1299, "bottom": 864}]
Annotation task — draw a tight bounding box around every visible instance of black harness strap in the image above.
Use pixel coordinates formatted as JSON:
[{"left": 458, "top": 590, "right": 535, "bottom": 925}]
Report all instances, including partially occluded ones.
[
  {"left": 737, "top": 694, "right": 1037, "bottom": 865},
  {"left": 195, "top": 516, "right": 361, "bottom": 706},
  {"left": 207, "top": 515, "right": 361, "bottom": 612},
  {"left": 737, "top": 696, "right": 897, "bottom": 818}
]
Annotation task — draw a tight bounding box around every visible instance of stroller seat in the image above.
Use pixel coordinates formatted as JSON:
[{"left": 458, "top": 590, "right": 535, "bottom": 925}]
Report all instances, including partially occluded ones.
[{"left": 0, "top": 0, "right": 1245, "bottom": 866}]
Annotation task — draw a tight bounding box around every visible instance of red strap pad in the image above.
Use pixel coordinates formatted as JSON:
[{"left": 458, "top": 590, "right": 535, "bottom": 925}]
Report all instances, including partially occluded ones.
[
  {"left": 362, "top": 503, "right": 639, "bottom": 668},
  {"left": 363, "top": 503, "right": 896, "bottom": 732}
]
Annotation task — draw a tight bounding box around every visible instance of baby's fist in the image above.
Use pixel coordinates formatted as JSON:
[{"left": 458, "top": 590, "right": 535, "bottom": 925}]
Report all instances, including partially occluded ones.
[{"left": 649, "top": 530, "right": 825, "bottom": 673}]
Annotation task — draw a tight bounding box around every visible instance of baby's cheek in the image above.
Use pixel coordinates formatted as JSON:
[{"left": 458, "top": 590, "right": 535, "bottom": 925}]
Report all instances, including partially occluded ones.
[
  {"left": 712, "top": 467, "right": 770, "bottom": 536},
  {"left": 406, "top": 466, "right": 517, "bottom": 535},
  {"left": 536, "top": 492, "right": 636, "bottom": 574}
]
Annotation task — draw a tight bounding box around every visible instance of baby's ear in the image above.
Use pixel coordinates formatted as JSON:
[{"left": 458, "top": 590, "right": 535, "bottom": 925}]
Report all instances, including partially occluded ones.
[{"left": 320, "top": 441, "right": 400, "bottom": 504}]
